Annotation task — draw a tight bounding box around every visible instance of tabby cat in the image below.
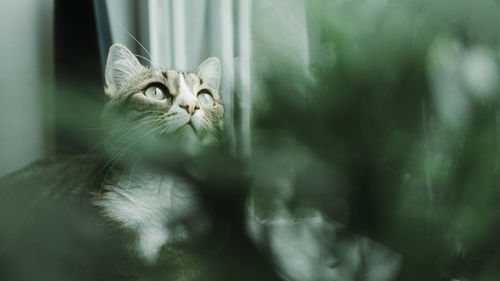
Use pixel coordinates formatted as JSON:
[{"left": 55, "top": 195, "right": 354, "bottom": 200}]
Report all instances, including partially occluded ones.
[
  {"left": 96, "top": 43, "right": 223, "bottom": 262},
  {"left": 0, "top": 44, "right": 223, "bottom": 280}
]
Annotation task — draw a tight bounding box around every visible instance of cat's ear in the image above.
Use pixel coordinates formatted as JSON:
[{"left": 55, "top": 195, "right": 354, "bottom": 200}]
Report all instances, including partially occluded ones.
[
  {"left": 104, "top": 44, "right": 143, "bottom": 96},
  {"left": 194, "top": 57, "right": 221, "bottom": 90}
]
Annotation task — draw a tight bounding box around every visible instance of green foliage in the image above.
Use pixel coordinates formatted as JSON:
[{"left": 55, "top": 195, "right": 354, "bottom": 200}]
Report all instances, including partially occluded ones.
[
  {"left": 3, "top": 0, "right": 500, "bottom": 280},
  {"left": 251, "top": 0, "right": 500, "bottom": 279}
]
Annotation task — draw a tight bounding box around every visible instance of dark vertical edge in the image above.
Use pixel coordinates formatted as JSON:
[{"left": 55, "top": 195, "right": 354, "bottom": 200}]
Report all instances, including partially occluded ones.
[
  {"left": 93, "top": 0, "right": 113, "bottom": 76},
  {"left": 54, "top": 0, "right": 104, "bottom": 154}
]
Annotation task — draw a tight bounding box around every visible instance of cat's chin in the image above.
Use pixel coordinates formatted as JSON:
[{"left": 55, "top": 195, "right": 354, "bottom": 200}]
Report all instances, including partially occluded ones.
[
  {"left": 176, "top": 123, "right": 199, "bottom": 138},
  {"left": 169, "top": 124, "right": 204, "bottom": 154}
]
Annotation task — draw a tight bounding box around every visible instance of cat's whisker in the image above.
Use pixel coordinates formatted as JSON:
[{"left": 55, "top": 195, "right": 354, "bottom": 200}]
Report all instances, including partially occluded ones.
[
  {"left": 95, "top": 119, "right": 161, "bottom": 167},
  {"left": 140, "top": 110, "right": 169, "bottom": 115},
  {"left": 98, "top": 124, "right": 165, "bottom": 193},
  {"left": 109, "top": 123, "right": 165, "bottom": 162},
  {"left": 104, "top": 119, "right": 164, "bottom": 148},
  {"left": 80, "top": 116, "right": 164, "bottom": 161},
  {"left": 108, "top": 116, "right": 163, "bottom": 136},
  {"left": 120, "top": 25, "right": 154, "bottom": 66},
  {"left": 134, "top": 54, "right": 154, "bottom": 66},
  {"left": 117, "top": 127, "right": 165, "bottom": 166},
  {"left": 105, "top": 124, "right": 160, "bottom": 161},
  {"left": 83, "top": 113, "right": 165, "bottom": 131},
  {"left": 86, "top": 117, "right": 160, "bottom": 146},
  {"left": 152, "top": 124, "right": 170, "bottom": 144}
]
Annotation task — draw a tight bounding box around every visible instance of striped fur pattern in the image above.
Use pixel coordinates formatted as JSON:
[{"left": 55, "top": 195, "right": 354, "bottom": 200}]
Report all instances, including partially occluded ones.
[{"left": 94, "top": 44, "right": 223, "bottom": 262}]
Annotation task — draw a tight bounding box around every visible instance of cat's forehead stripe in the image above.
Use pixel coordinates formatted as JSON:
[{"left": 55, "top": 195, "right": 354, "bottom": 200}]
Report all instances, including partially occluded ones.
[
  {"left": 160, "top": 70, "right": 207, "bottom": 96},
  {"left": 182, "top": 72, "right": 202, "bottom": 86}
]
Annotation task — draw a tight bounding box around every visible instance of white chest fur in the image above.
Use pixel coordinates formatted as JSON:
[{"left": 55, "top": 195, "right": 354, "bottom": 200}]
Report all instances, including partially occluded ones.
[{"left": 93, "top": 171, "right": 197, "bottom": 262}]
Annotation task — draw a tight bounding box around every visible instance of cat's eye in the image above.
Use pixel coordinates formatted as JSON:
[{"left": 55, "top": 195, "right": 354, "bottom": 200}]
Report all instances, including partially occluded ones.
[
  {"left": 197, "top": 90, "right": 215, "bottom": 106},
  {"left": 144, "top": 86, "right": 167, "bottom": 100}
]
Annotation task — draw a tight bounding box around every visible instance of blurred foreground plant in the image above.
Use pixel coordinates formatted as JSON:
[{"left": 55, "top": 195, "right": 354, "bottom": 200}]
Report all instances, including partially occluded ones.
[{"left": 3, "top": 0, "right": 500, "bottom": 280}]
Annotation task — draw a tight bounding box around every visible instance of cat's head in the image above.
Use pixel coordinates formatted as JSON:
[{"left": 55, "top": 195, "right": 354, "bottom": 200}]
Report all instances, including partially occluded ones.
[{"left": 102, "top": 44, "right": 224, "bottom": 156}]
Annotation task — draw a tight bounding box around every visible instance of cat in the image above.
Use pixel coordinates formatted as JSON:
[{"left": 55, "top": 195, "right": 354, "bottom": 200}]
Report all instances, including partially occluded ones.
[
  {"left": 0, "top": 44, "right": 224, "bottom": 280},
  {"left": 95, "top": 43, "right": 224, "bottom": 263}
]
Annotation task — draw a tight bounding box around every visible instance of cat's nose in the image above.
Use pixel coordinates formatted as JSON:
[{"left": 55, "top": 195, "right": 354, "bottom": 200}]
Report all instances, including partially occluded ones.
[{"left": 180, "top": 102, "right": 200, "bottom": 115}]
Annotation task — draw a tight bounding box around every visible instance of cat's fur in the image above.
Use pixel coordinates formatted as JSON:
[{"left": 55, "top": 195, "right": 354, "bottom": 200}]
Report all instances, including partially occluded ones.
[
  {"left": 94, "top": 44, "right": 223, "bottom": 262},
  {"left": 0, "top": 44, "right": 224, "bottom": 273}
]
